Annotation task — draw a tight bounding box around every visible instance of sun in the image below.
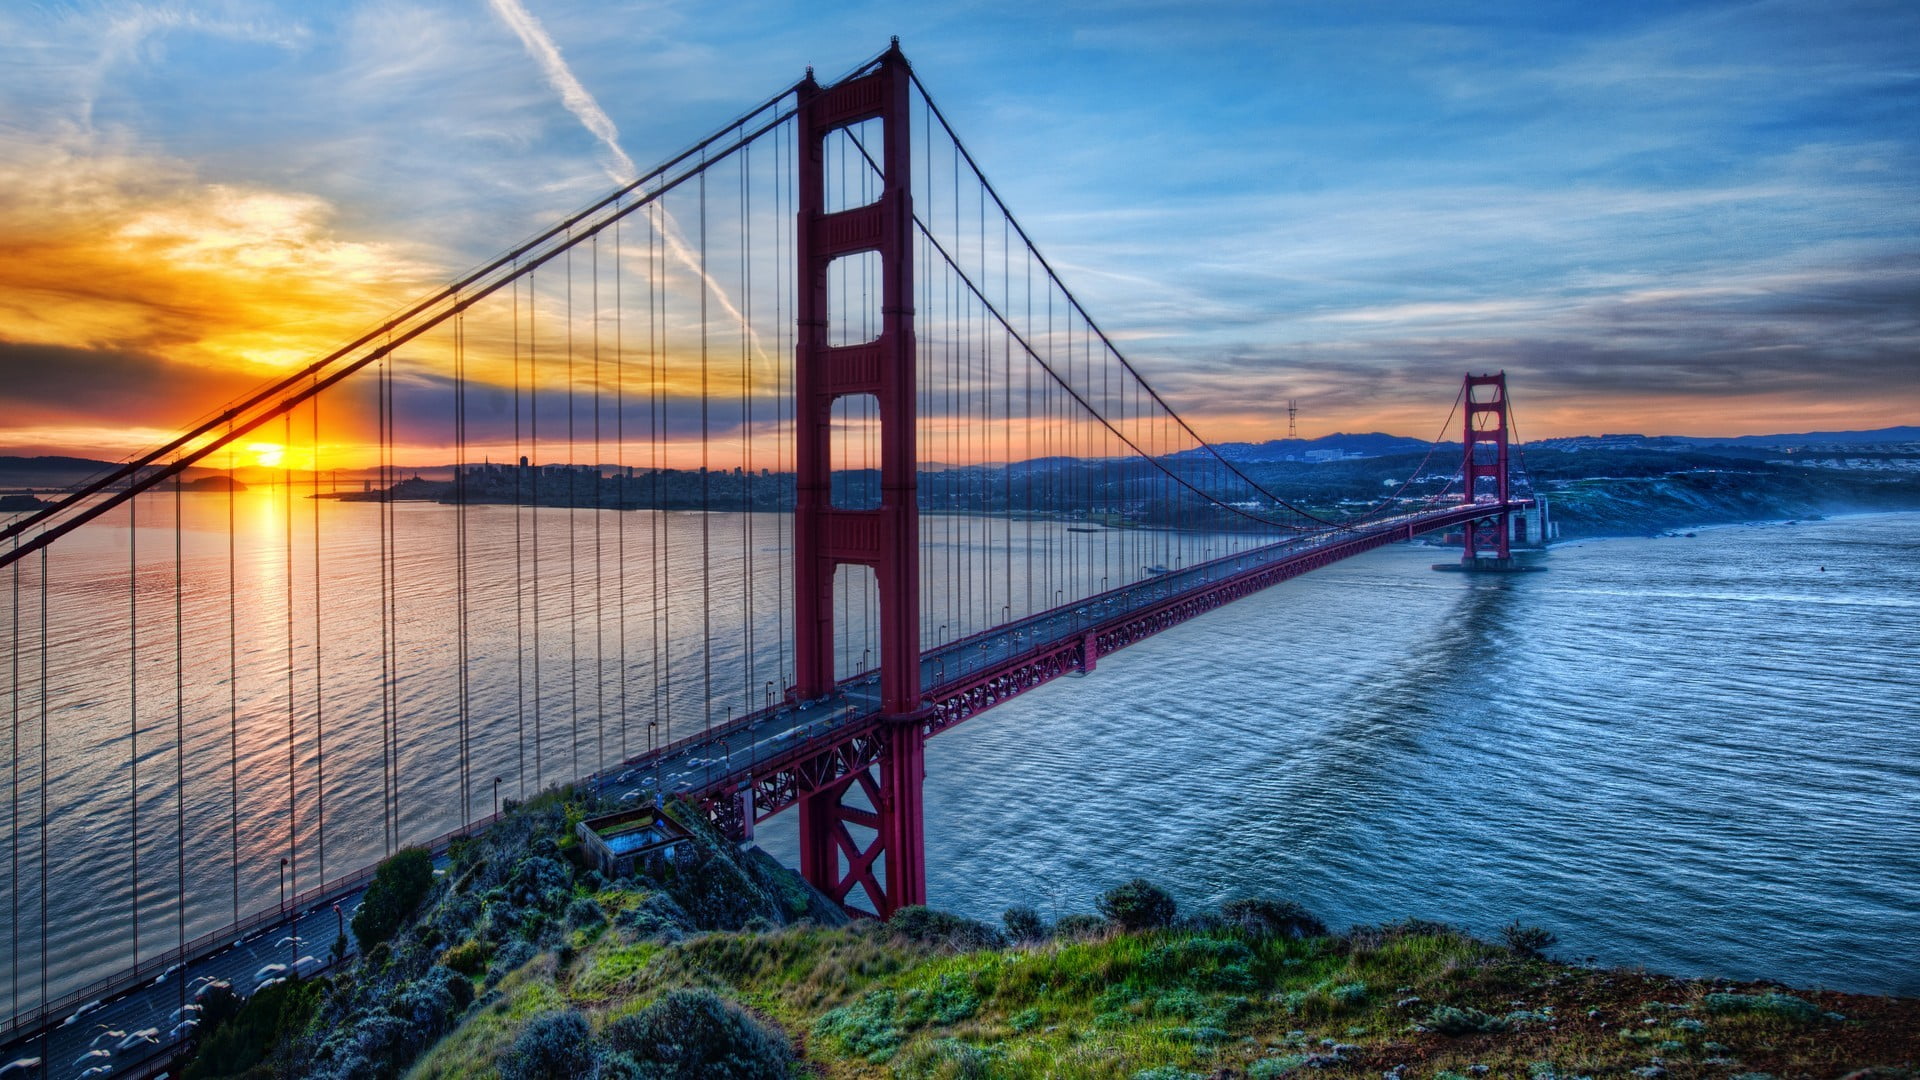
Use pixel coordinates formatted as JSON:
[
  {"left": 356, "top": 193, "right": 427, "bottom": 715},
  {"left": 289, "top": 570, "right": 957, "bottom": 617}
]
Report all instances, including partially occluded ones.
[{"left": 248, "top": 442, "right": 285, "bottom": 468}]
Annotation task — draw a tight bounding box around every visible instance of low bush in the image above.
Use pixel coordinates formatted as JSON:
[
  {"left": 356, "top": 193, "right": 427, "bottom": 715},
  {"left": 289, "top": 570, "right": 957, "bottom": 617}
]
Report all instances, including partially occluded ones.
[
  {"left": 1502, "top": 920, "right": 1559, "bottom": 957},
  {"left": 1330, "top": 981, "right": 1367, "bottom": 1006},
  {"left": 886, "top": 905, "right": 1005, "bottom": 951},
  {"left": 498, "top": 1009, "right": 596, "bottom": 1080},
  {"left": 1097, "top": 878, "right": 1178, "bottom": 931},
  {"left": 1426, "top": 1004, "right": 1511, "bottom": 1035},
  {"left": 614, "top": 891, "right": 691, "bottom": 938},
  {"left": 1221, "top": 897, "right": 1328, "bottom": 941},
  {"left": 486, "top": 939, "right": 539, "bottom": 987},
  {"left": 566, "top": 895, "right": 606, "bottom": 929},
  {"left": 506, "top": 856, "right": 573, "bottom": 912},
  {"left": 897, "top": 1037, "right": 1003, "bottom": 1079},
  {"left": 352, "top": 847, "right": 435, "bottom": 948},
  {"left": 604, "top": 988, "right": 793, "bottom": 1078},
  {"left": 1053, "top": 913, "right": 1107, "bottom": 940},
  {"left": 441, "top": 937, "right": 493, "bottom": 976},
  {"left": 1002, "top": 904, "right": 1047, "bottom": 942},
  {"left": 1703, "top": 992, "right": 1825, "bottom": 1023},
  {"left": 813, "top": 983, "right": 980, "bottom": 1063}
]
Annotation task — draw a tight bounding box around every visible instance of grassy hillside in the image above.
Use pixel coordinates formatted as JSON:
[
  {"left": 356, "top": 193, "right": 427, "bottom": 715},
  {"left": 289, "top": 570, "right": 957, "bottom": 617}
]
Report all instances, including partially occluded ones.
[{"left": 176, "top": 789, "right": 1919, "bottom": 1080}]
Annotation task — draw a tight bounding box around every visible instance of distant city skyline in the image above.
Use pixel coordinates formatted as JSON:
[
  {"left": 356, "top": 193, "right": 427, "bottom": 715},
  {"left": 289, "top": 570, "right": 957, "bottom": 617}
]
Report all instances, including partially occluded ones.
[{"left": 2, "top": 0, "right": 1915, "bottom": 461}]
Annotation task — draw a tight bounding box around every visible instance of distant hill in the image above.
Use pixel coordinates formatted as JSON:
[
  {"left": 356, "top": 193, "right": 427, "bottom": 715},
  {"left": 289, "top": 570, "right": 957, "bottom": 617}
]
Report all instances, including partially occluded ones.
[
  {"left": 1531, "top": 427, "right": 1920, "bottom": 452},
  {"left": 0, "top": 455, "right": 224, "bottom": 489},
  {"left": 1173, "top": 432, "right": 1436, "bottom": 463}
]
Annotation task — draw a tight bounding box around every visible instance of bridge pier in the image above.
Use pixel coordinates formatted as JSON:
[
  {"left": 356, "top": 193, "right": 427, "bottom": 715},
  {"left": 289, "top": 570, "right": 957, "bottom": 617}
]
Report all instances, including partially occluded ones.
[{"left": 796, "top": 720, "right": 925, "bottom": 916}]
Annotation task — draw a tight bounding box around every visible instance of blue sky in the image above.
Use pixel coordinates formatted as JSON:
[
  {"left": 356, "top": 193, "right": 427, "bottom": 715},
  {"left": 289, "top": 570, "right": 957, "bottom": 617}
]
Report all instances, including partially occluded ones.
[{"left": 1, "top": 0, "right": 1915, "bottom": 451}]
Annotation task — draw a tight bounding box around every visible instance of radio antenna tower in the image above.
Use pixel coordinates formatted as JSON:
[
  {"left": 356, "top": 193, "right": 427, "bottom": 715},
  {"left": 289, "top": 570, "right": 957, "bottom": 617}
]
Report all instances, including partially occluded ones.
[{"left": 1287, "top": 399, "right": 1298, "bottom": 439}]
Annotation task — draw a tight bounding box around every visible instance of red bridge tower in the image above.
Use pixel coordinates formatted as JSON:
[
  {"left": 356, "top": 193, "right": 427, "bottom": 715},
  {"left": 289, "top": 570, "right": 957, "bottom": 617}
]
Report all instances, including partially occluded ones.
[
  {"left": 1460, "top": 371, "right": 1514, "bottom": 567},
  {"left": 791, "top": 44, "right": 926, "bottom": 916}
]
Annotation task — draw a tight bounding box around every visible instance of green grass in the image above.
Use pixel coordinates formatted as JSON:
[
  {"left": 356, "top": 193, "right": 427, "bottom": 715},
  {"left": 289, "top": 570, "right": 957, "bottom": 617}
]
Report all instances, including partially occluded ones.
[{"left": 390, "top": 879, "right": 1908, "bottom": 1080}]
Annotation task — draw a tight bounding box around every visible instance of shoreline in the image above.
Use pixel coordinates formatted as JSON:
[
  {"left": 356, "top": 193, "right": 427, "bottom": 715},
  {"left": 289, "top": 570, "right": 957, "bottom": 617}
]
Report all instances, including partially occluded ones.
[{"left": 1544, "top": 506, "right": 1920, "bottom": 550}]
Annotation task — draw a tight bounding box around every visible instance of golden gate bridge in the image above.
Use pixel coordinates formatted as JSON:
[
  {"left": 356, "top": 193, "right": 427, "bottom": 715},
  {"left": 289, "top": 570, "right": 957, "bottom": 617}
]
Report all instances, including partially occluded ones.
[{"left": 0, "top": 42, "right": 1536, "bottom": 1075}]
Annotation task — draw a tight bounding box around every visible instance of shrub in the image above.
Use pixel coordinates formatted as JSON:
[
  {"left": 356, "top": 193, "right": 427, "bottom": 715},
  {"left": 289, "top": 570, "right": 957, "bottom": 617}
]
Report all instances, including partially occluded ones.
[
  {"left": 1703, "top": 992, "right": 1824, "bottom": 1023},
  {"left": 1250, "top": 1056, "right": 1310, "bottom": 1078},
  {"left": 604, "top": 988, "right": 792, "bottom": 1078},
  {"left": 1142, "top": 937, "right": 1257, "bottom": 991},
  {"left": 183, "top": 977, "right": 321, "bottom": 1079},
  {"left": 615, "top": 891, "right": 691, "bottom": 938},
  {"left": 566, "top": 896, "right": 606, "bottom": 929},
  {"left": 1096, "top": 878, "right": 1177, "bottom": 931},
  {"left": 441, "top": 938, "right": 493, "bottom": 976},
  {"left": 506, "top": 856, "right": 573, "bottom": 911},
  {"left": 899, "top": 1038, "right": 1003, "bottom": 1079},
  {"left": 499, "top": 1010, "right": 596, "bottom": 1080},
  {"left": 351, "top": 847, "right": 435, "bottom": 948},
  {"left": 1053, "top": 913, "right": 1107, "bottom": 940},
  {"left": 1426, "top": 1005, "right": 1511, "bottom": 1035},
  {"left": 885, "top": 905, "right": 1005, "bottom": 951},
  {"left": 1002, "top": 904, "right": 1047, "bottom": 942},
  {"left": 1330, "top": 982, "right": 1367, "bottom": 1006},
  {"left": 814, "top": 984, "right": 979, "bottom": 1063},
  {"left": 1501, "top": 920, "right": 1558, "bottom": 957},
  {"left": 1220, "top": 897, "right": 1327, "bottom": 940},
  {"left": 486, "top": 939, "right": 539, "bottom": 987}
]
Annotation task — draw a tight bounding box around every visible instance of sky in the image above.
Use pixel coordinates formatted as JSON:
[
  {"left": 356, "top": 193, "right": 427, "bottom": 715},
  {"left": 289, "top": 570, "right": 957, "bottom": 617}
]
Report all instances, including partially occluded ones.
[{"left": 1, "top": 0, "right": 1916, "bottom": 463}]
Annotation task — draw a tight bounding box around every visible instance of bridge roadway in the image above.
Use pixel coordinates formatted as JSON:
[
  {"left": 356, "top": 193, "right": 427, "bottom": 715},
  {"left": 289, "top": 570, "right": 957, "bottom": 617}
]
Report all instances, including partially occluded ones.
[
  {"left": 0, "top": 499, "right": 1514, "bottom": 1079},
  {"left": 610, "top": 500, "right": 1515, "bottom": 830}
]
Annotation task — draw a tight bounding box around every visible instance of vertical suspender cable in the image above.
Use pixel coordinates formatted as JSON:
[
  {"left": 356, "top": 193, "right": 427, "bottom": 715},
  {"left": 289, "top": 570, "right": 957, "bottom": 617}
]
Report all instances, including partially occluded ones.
[
  {"left": 652, "top": 199, "right": 668, "bottom": 749},
  {"left": 531, "top": 267, "right": 543, "bottom": 789},
  {"left": 129, "top": 472, "right": 140, "bottom": 968},
  {"left": 700, "top": 164, "right": 712, "bottom": 731},
  {"left": 741, "top": 142, "right": 753, "bottom": 723},
  {"left": 592, "top": 235, "right": 605, "bottom": 773},
  {"left": 283, "top": 411, "right": 297, "bottom": 903},
  {"left": 566, "top": 244, "right": 579, "bottom": 780},
  {"left": 173, "top": 452, "right": 186, "bottom": 1012},
  {"left": 38, "top": 549, "right": 48, "bottom": 1039},
  {"left": 312, "top": 392, "right": 325, "bottom": 885},
  {"left": 615, "top": 215, "right": 627, "bottom": 763},
  {"left": 378, "top": 352, "right": 392, "bottom": 852},
  {"left": 7, "top": 537, "right": 17, "bottom": 1019},
  {"left": 227, "top": 439, "right": 238, "bottom": 924},
  {"left": 513, "top": 269, "right": 526, "bottom": 798},
  {"left": 455, "top": 310, "right": 471, "bottom": 822}
]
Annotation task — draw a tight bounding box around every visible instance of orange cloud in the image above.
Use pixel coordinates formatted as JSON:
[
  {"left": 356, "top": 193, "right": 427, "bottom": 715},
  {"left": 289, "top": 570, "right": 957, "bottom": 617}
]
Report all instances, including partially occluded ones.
[{"left": 0, "top": 138, "right": 444, "bottom": 458}]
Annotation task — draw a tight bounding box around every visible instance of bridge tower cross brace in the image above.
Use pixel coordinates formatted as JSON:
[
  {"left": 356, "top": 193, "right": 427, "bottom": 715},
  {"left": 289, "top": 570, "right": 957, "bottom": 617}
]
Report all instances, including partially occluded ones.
[
  {"left": 1460, "top": 371, "right": 1513, "bottom": 565},
  {"left": 791, "top": 44, "right": 927, "bottom": 917}
]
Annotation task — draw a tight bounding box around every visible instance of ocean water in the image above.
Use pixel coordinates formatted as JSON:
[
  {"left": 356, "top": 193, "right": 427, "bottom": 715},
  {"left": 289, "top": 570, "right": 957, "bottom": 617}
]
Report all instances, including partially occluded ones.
[
  {"left": 772, "top": 512, "right": 1919, "bottom": 994},
  {"left": 2, "top": 503, "right": 1916, "bottom": 1018}
]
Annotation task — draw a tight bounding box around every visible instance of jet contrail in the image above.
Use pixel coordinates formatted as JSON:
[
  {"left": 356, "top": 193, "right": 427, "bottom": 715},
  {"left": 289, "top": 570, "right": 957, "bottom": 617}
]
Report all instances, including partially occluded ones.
[
  {"left": 485, "top": 0, "right": 775, "bottom": 372},
  {"left": 485, "top": 0, "right": 637, "bottom": 184}
]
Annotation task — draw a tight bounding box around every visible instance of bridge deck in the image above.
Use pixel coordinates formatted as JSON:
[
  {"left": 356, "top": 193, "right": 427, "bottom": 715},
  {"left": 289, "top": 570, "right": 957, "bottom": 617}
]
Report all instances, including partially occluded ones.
[{"left": 597, "top": 501, "right": 1519, "bottom": 826}]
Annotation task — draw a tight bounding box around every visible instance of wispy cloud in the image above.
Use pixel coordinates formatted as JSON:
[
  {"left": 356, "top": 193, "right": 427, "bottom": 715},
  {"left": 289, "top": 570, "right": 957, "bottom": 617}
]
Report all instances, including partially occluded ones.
[{"left": 484, "top": 0, "right": 637, "bottom": 184}]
